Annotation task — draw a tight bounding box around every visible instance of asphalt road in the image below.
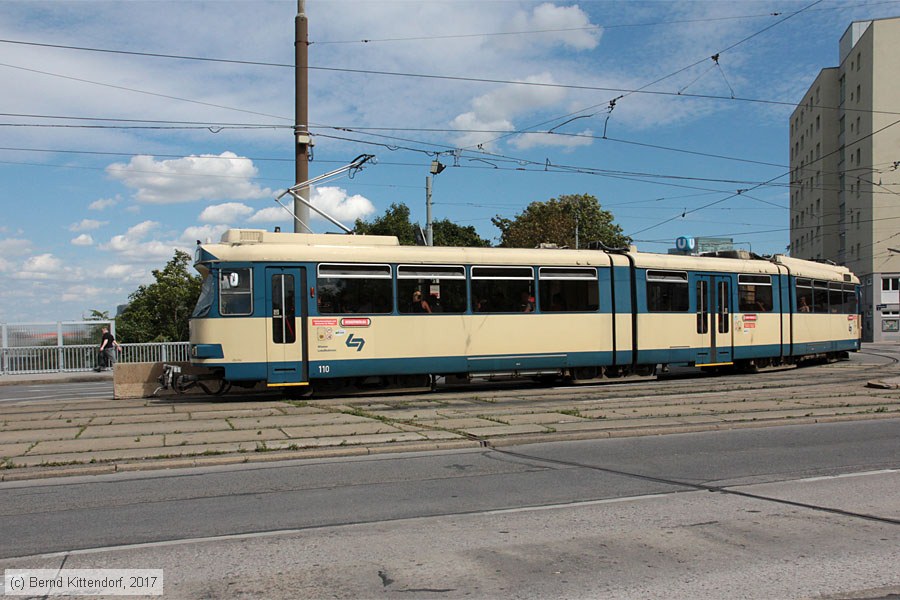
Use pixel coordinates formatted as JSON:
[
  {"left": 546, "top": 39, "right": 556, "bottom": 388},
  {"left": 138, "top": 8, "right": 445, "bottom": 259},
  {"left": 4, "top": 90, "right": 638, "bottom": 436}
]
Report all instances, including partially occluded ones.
[{"left": 1, "top": 420, "right": 897, "bottom": 599}]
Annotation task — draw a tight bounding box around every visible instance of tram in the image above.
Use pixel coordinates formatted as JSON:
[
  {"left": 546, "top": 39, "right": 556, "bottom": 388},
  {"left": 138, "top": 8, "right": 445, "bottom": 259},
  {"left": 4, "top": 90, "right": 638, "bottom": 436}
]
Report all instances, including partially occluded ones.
[{"left": 163, "top": 228, "right": 860, "bottom": 395}]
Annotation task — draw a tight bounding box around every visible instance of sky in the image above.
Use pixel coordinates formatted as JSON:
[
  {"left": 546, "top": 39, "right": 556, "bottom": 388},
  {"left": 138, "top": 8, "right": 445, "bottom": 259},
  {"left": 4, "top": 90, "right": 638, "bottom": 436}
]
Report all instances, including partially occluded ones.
[{"left": 2, "top": 0, "right": 900, "bottom": 324}]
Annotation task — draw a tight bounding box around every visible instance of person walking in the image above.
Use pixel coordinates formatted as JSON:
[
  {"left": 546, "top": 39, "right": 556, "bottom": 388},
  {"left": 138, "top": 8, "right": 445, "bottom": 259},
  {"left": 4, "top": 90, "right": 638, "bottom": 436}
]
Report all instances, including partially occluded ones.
[{"left": 94, "top": 326, "right": 121, "bottom": 371}]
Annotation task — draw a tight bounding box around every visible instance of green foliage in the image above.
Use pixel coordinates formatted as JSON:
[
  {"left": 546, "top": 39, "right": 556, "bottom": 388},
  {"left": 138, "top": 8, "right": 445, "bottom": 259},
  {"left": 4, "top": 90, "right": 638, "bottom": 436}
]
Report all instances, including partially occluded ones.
[
  {"left": 85, "top": 309, "right": 110, "bottom": 321},
  {"left": 433, "top": 219, "right": 491, "bottom": 247},
  {"left": 491, "top": 193, "right": 630, "bottom": 249},
  {"left": 116, "top": 250, "right": 201, "bottom": 342},
  {"left": 354, "top": 202, "right": 491, "bottom": 247},
  {"left": 354, "top": 203, "right": 417, "bottom": 244}
]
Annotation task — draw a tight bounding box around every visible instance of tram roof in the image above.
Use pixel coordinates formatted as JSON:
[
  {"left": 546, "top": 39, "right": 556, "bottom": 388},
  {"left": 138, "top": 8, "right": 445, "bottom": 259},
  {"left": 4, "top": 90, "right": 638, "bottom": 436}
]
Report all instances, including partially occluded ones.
[{"left": 200, "top": 229, "right": 857, "bottom": 283}]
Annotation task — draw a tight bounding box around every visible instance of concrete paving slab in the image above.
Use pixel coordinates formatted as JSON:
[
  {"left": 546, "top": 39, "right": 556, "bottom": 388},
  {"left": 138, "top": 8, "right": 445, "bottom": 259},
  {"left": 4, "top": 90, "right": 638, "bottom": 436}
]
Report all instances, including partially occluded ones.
[
  {"left": 282, "top": 422, "right": 408, "bottom": 439},
  {"left": 353, "top": 408, "right": 447, "bottom": 420},
  {"left": 36, "top": 406, "right": 177, "bottom": 419},
  {"left": 228, "top": 413, "right": 373, "bottom": 429},
  {"left": 93, "top": 413, "right": 192, "bottom": 425},
  {"left": 7, "top": 442, "right": 257, "bottom": 468},
  {"left": 500, "top": 412, "right": 591, "bottom": 425},
  {"left": 178, "top": 408, "right": 290, "bottom": 420},
  {"left": 0, "top": 427, "right": 81, "bottom": 444},
  {"left": 26, "top": 435, "right": 167, "bottom": 456},
  {"left": 413, "top": 417, "right": 511, "bottom": 429},
  {"left": 0, "top": 443, "right": 34, "bottom": 458},
  {"left": 77, "top": 419, "right": 229, "bottom": 439},
  {"left": 1, "top": 418, "right": 93, "bottom": 431},
  {"left": 165, "top": 429, "right": 288, "bottom": 446}
]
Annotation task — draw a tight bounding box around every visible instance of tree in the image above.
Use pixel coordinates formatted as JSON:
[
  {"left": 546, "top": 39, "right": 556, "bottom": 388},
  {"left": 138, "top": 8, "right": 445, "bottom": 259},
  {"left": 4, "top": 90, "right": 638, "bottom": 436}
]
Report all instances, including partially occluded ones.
[
  {"left": 433, "top": 218, "right": 491, "bottom": 247},
  {"left": 116, "top": 250, "right": 202, "bottom": 342},
  {"left": 491, "top": 193, "right": 630, "bottom": 249},
  {"left": 354, "top": 203, "right": 417, "bottom": 244},
  {"left": 354, "top": 202, "right": 491, "bottom": 247}
]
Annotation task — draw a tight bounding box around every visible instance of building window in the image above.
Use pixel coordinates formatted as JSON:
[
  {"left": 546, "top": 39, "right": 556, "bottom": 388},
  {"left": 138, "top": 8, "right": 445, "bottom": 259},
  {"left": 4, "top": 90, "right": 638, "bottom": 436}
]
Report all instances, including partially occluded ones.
[
  {"left": 856, "top": 84, "right": 861, "bottom": 103},
  {"left": 857, "top": 52, "right": 861, "bottom": 71},
  {"left": 883, "top": 278, "right": 899, "bottom": 291}
]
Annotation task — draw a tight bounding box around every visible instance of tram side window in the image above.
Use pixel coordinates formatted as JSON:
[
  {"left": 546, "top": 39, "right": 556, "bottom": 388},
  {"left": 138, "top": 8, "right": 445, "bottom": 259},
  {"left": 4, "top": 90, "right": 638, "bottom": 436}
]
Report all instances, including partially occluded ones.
[
  {"left": 317, "top": 264, "right": 392, "bottom": 314},
  {"left": 796, "top": 278, "right": 813, "bottom": 312},
  {"left": 397, "top": 265, "right": 467, "bottom": 314},
  {"left": 738, "top": 274, "right": 773, "bottom": 312},
  {"left": 538, "top": 267, "right": 598, "bottom": 312},
  {"left": 813, "top": 280, "right": 829, "bottom": 313},
  {"left": 828, "top": 283, "right": 843, "bottom": 313},
  {"left": 844, "top": 284, "right": 858, "bottom": 313},
  {"left": 646, "top": 270, "right": 689, "bottom": 312},
  {"left": 471, "top": 266, "right": 534, "bottom": 313},
  {"left": 219, "top": 268, "right": 253, "bottom": 316}
]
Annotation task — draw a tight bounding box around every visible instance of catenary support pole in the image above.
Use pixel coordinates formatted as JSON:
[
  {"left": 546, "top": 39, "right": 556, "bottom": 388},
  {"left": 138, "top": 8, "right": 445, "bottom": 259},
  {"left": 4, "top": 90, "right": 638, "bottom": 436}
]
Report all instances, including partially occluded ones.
[{"left": 294, "top": 0, "right": 312, "bottom": 233}]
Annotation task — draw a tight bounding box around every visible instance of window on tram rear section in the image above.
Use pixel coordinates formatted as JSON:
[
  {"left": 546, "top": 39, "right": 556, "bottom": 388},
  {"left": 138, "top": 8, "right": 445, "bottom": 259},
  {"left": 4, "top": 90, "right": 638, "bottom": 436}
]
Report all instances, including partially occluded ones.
[
  {"left": 538, "top": 267, "right": 598, "bottom": 312},
  {"left": 828, "top": 282, "right": 844, "bottom": 313},
  {"left": 471, "top": 266, "right": 535, "bottom": 313},
  {"left": 796, "top": 278, "right": 813, "bottom": 313},
  {"left": 316, "top": 264, "right": 392, "bottom": 314},
  {"left": 646, "top": 270, "right": 689, "bottom": 312},
  {"left": 738, "top": 274, "right": 773, "bottom": 312},
  {"left": 813, "top": 280, "right": 829, "bottom": 313},
  {"left": 397, "top": 265, "right": 467, "bottom": 314},
  {"left": 219, "top": 268, "right": 253, "bottom": 316},
  {"left": 844, "top": 284, "right": 858, "bottom": 314}
]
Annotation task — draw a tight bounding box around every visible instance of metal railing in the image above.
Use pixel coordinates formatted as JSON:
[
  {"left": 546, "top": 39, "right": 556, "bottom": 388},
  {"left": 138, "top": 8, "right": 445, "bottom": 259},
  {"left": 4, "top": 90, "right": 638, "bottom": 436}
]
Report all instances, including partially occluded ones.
[{"left": 0, "top": 342, "right": 191, "bottom": 375}]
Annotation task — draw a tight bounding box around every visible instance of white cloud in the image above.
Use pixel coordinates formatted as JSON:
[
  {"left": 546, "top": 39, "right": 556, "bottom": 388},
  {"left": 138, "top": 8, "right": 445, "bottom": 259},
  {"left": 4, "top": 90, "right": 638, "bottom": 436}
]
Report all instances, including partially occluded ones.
[
  {"left": 247, "top": 207, "right": 288, "bottom": 224},
  {"left": 248, "top": 187, "right": 376, "bottom": 227},
  {"left": 199, "top": 202, "right": 254, "bottom": 224},
  {"left": 13, "top": 254, "right": 65, "bottom": 280},
  {"left": 510, "top": 128, "right": 595, "bottom": 151},
  {"left": 61, "top": 285, "right": 103, "bottom": 303},
  {"left": 505, "top": 3, "right": 602, "bottom": 51},
  {"left": 103, "top": 264, "right": 132, "bottom": 279},
  {"left": 0, "top": 238, "right": 33, "bottom": 257},
  {"left": 451, "top": 73, "right": 569, "bottom": 149},
  {"left": 71, "top": 234, "right": 94, "bottom": 246},
  {"left": 69, "top": 219, "right": 107, "bottom": 232},
  {"left": 180, "top": 225, "right": 231, "bottom": 245},
  {"left": 89, "top": 196, "right": 119, "bottom": 211},
  {"left": 101, "top": 220, "right": 179, "bottom": 261},
  {"left": 106, "top": 153, "right": 273, "bottom": 204}
]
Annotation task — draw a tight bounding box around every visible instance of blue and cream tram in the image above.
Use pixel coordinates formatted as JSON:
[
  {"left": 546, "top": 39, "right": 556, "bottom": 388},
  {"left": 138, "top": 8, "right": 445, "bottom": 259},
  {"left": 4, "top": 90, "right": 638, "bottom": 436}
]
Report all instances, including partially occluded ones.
[{"left": 179, "top": 229, "right": 860, "bottom": 394}]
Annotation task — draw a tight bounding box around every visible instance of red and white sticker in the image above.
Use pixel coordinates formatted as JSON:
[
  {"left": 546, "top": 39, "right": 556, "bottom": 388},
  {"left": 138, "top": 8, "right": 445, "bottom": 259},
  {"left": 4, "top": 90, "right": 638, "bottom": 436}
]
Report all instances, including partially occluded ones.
[
  {"left": 312, "top": 318, "right": 338, "bottom": 327},
  {"left": 341, "top": 317, "right": 371, "bottom": 327},
  {"left": 744, "top": 314, "right": 757, "bottom": 321}
]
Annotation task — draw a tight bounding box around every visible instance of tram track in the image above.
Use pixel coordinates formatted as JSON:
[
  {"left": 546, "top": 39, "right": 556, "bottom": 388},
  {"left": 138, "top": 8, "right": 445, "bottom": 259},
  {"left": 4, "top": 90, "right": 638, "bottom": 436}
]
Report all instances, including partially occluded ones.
[{"left": 423, "top": 348, "right": 900, "bottom": 410}]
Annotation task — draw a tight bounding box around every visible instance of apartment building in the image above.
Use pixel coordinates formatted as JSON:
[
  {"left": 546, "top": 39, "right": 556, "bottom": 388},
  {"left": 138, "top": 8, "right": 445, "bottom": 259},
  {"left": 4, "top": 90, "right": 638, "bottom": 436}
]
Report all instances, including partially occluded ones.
[{"left": 789, "top": 16, "right": 900, "bottom": 341}]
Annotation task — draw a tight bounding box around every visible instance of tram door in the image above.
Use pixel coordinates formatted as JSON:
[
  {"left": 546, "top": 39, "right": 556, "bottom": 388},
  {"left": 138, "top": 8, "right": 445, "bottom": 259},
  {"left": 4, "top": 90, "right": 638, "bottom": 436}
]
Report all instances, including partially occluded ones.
[
  {"left": 265, "top": 267, "right": 308, "bottom": 385},
  {"left": 695, "top": 275, "right": 733, "bottom": 365}
]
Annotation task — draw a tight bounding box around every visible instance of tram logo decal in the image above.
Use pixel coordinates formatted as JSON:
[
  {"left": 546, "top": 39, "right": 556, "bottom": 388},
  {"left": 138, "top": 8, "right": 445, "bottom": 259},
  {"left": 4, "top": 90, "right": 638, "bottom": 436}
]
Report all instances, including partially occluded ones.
[{"left": 346, "top": 334, "right": 366, "bottom": 352}]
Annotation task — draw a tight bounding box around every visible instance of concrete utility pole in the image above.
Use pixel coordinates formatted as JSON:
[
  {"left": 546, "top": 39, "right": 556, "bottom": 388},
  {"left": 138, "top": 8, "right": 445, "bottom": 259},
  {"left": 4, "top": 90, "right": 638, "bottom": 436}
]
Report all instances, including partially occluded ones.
[
  {"left": 425, "top": 160, "right": 445, "bottom": 246},
  {"left": 294, "top": 0, "right": 312, "bottom": 233},
  {"left": 425, "top": 175, "right": 433, "bottom": 246}
]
